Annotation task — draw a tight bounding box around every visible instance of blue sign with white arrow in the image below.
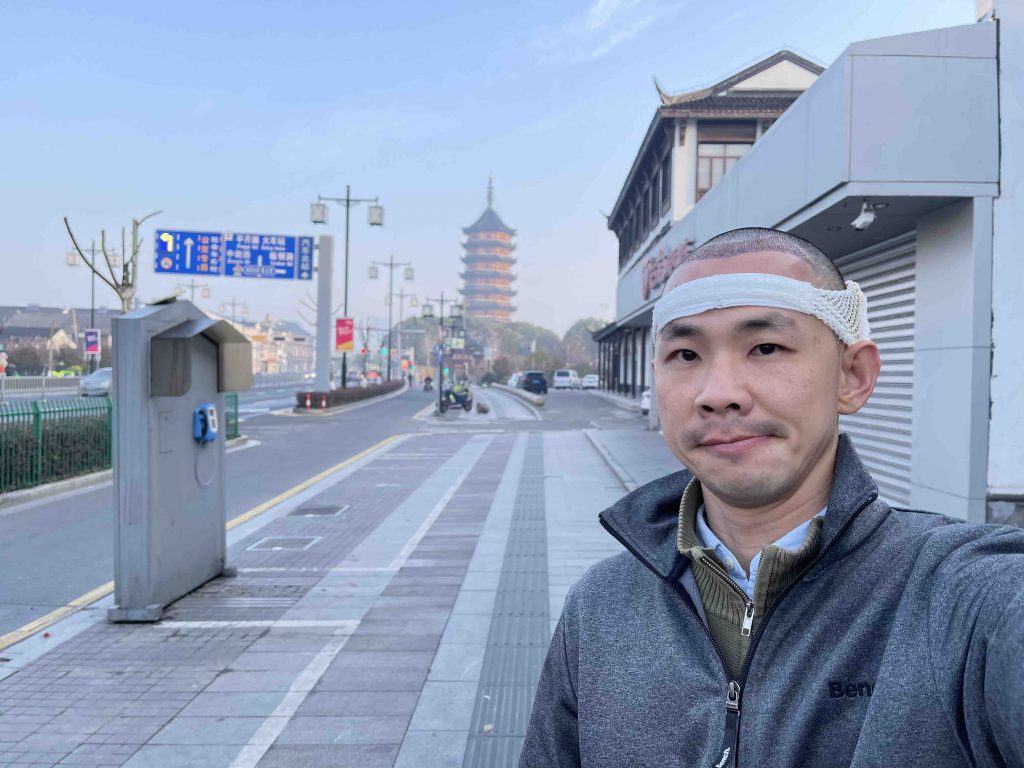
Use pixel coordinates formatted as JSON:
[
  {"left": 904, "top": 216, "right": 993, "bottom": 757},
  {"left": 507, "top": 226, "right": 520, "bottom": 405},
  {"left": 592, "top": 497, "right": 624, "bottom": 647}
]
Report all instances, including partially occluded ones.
[
  {"left": 154, "top": 230, "right": 224, "bottom": 275},
  {"left": 153, "top": 230, "right": 314, "bottom": 281}
]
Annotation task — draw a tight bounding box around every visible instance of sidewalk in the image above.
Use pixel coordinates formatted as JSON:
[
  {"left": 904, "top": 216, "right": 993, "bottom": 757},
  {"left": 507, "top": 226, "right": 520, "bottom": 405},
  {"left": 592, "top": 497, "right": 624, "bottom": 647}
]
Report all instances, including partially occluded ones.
[{"left": 0, "top": 429, "right": 629, "bottom": 767}]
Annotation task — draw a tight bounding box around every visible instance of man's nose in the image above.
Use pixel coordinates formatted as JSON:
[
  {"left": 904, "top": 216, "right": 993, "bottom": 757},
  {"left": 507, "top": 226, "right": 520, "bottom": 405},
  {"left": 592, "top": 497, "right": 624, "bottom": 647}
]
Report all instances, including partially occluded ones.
[{"left": 692, "top": 356, "right": 753, "bottom": 414}]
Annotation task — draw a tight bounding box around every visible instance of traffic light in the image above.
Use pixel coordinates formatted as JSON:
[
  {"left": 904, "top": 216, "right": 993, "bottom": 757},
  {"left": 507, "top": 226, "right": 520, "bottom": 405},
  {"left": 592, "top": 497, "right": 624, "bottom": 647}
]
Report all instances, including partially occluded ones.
[
  {"left": 379, "top": 345, "right": 388, "bottom": 356},
  {"left": 442, "top": 367, "right": 450, "bottom": 375},
  {"left": 360, "top": 346, "right": 367, "bottom": 355}
]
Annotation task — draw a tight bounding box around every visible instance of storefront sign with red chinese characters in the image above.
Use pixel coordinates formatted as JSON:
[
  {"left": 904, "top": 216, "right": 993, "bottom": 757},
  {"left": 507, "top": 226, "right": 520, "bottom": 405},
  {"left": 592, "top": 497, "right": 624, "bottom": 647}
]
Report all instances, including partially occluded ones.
[{"left": 641, "top": 238, "right": 696, "bottom": 300}]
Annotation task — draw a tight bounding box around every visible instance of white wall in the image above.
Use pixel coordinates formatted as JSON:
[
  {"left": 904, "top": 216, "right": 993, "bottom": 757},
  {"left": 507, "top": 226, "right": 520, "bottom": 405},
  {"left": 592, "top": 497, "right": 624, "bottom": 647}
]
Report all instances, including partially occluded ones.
[{"left": 730, "top": 60, "right": 819, "bottom": 91}]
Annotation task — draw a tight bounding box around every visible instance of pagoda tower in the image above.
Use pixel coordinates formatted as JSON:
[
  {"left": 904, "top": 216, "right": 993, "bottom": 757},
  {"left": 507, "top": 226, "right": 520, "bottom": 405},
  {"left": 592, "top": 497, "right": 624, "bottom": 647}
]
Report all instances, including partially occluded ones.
[{"left": 459, "top": 179, "right": 516, "bottom": 322}]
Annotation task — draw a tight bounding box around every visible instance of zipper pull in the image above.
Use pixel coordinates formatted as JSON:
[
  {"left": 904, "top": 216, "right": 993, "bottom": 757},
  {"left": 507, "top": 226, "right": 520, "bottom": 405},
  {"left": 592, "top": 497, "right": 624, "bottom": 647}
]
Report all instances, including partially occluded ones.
[
  {"left": 713, "top": 682, "right": 742, "bottom": 768},
  {"left": 741, "top": 600, "right": 754, "bottom": 637},
  {"left": 726, "top": 680, "right": 741, "bottom": 712}
]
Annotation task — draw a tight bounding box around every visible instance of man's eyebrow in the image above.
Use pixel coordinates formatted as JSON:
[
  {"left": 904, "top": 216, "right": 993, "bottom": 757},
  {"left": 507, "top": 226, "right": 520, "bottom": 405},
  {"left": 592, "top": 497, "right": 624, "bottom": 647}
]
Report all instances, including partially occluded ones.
[
  {"left": 734, "top": 313, "right": 799, "bottom": 333},
  {"left": 657, "top": 322, "right": 703, "bottom": 341}
]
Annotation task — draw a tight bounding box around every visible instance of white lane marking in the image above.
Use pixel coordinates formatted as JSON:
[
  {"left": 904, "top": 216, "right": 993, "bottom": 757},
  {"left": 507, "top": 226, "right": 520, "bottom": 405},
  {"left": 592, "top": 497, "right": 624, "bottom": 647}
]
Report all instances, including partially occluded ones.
[
  {"left": 229, "top": 632, "right": 352, "bottom": 765},
  {"left": 227, "top": 439, "right": 261, "bottom": 454},
  {"left": 387, "top": 454, "right": 482, "bottom": 571},
  {"left": 228, "top": 435, "right": 491, "bottom": 768}
]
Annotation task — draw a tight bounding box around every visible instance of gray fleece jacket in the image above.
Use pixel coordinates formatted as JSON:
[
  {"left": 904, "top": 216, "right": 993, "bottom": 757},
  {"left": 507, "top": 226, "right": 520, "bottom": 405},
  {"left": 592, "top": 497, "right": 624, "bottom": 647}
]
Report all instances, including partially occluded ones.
[{"left": 520, "top": 435, "right": 1024, "bottom": 767}]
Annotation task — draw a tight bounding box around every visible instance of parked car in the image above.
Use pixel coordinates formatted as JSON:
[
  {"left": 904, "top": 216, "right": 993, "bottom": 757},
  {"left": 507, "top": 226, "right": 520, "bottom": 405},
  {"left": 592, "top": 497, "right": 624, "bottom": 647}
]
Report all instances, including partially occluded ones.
[
  {"left": 520, "top": 370, "right": 548, "bottom": 395},
  {"left": 81, "top": 367, "right": 112, "bottom": 397},
  {"left": 553, "top": 369, "right": 581, "bottom": 390},
  {"left": 640, "top": 388, "right": 651, "bottom": 415},
  {"left": 581, "top": 374, "right": 600, "bottom": 389}
]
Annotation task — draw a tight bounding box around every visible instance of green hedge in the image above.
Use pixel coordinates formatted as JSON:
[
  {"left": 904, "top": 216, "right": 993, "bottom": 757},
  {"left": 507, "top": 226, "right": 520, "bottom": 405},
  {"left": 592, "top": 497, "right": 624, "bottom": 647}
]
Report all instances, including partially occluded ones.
[{"left": 295, "top": 380, "right": 405, "bottom": 409}]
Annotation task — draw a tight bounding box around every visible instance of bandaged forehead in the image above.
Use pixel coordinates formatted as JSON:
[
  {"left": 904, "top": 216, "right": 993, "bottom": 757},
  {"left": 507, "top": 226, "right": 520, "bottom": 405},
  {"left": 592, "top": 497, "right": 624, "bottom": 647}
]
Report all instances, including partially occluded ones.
[{"left": 652, "top": 273, "right": 871, "bottom": 345}]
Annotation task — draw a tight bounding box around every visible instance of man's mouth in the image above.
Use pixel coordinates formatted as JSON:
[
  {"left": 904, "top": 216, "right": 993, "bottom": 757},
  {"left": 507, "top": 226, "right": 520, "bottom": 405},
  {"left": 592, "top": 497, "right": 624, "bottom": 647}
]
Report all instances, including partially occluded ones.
[{"left": 699, "top": 434, "right": 773, "bottom": 455}]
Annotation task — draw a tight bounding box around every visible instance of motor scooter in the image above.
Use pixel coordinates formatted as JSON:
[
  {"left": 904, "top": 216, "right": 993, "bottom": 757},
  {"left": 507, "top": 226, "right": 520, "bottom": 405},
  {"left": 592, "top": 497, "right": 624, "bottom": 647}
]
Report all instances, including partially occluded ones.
[{"left": 439, "top": 385, "right": 473, "bottom": 413}]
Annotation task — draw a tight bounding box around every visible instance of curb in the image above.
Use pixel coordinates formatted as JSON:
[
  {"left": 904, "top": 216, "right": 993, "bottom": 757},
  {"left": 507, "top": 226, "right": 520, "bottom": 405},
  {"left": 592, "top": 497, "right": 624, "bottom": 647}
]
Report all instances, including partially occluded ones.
[
  {"left": 583, "top": 428, "right": 638, "bottom": 492},
  {"left": 491, "top": 383, "right": 544, "bottom": 407},
  {"left": 586, "top": 388, "right": 641, "bottom": 413},
  {"left": 288, "top": 382, "right": 409, "bottom": 416},
  {"left": 0, "top": 436, "right": 252, "bottom": 510}
]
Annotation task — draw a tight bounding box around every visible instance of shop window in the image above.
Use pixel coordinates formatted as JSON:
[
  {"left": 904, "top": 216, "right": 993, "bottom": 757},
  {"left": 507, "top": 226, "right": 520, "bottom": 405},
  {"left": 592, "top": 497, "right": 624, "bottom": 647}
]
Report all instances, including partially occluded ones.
[{"left": 696, "top": 143, "right": 751, "bottom": 201}]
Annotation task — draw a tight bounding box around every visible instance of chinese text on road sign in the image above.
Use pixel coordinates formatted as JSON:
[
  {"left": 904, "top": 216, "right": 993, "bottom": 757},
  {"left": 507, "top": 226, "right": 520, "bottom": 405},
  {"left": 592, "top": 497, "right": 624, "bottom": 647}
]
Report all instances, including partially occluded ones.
[{"left": 154, "top": 230, "right": 313, "bottom": 281}]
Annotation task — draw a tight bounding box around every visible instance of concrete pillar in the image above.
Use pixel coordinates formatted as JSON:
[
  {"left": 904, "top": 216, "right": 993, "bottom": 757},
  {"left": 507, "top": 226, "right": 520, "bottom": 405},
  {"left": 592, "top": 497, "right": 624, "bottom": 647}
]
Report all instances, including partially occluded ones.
[
  {"left": 315, "top": 235, "right": 334, "bottom": 392},
  {"left": 988, "top": 2, "right": 1024, "bottom": 524},
  {"left": 910, "top": 199, "right": 993, "bottom": 522}
]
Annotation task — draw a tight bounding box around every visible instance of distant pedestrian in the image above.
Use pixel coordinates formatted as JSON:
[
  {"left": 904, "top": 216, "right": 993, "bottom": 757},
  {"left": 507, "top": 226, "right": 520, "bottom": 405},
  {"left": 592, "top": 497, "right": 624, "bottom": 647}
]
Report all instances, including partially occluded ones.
[{"left": 521, "top": 227, "right": 1024, "bottom": 767}]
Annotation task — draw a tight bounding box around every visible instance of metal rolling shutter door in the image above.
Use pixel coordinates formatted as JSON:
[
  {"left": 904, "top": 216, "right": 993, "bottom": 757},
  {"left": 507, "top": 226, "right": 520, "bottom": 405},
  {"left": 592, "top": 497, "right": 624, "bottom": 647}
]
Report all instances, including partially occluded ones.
[{"left": 836, "top": 233, "right": 916, "bottom": 507}]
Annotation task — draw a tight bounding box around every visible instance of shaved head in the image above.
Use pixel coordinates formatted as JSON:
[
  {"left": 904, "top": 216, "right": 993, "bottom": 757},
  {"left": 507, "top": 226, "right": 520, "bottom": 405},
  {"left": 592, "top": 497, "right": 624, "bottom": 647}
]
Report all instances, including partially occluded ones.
[{"left": 664, "top": 227, "right": 844, "bottom": 294}]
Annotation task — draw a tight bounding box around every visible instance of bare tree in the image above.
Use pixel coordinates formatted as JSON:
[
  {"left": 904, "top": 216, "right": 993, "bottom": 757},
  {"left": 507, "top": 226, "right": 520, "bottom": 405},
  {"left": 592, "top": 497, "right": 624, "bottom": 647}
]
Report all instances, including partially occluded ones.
[{"left": 64, "top": 211, "right": 162, "bottom": 313}]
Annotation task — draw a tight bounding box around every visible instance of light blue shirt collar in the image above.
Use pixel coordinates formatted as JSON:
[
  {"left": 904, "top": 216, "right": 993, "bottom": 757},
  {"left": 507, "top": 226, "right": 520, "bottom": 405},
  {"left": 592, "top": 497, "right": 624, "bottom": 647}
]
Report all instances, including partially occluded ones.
[{"left": 695, "top": 505, "right": 827, "bottom": 601}]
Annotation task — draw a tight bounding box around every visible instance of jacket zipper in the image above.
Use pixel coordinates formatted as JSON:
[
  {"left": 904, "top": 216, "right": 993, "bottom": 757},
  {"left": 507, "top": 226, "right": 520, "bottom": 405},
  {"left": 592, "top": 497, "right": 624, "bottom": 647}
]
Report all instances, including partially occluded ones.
[{"left": 599, "top": 492, "right": 875, "bottom": 768}]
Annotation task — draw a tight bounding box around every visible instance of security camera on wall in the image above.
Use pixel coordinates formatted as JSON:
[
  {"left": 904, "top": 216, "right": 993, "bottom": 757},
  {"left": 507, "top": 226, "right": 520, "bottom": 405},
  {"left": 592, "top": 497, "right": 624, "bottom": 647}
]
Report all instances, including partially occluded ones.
[{"left": 851, "top": 201, "right": 877, "bottom": 231}]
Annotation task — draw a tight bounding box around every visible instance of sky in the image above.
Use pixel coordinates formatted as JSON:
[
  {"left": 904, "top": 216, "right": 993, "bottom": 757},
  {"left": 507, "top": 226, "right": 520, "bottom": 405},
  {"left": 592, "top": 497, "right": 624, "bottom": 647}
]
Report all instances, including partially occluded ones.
[{"left": 0, "top": 0, "right": 974, "bottom": 336}]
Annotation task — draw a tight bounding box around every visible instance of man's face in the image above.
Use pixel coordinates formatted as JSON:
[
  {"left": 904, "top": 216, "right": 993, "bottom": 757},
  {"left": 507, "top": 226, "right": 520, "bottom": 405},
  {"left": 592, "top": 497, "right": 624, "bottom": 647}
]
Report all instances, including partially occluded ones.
[{"left": 653, "top": 250, "right": 850, "bottom": 509}]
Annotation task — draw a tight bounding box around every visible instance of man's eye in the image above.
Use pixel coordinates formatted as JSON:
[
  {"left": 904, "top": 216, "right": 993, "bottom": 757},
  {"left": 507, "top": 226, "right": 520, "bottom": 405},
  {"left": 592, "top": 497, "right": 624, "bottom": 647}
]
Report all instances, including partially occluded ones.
[
  {"left": 674, "top": 349, "right": 698, "bottom": 362},
  {"left": 753, "top": 344, "right": 780, "bottom": 356}
]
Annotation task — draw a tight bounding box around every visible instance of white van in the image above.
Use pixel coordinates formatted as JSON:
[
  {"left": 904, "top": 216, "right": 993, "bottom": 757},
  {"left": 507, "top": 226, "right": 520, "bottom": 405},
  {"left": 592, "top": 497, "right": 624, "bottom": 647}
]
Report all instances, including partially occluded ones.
[{"left": 553, "top": 369, "right": 581, "bottom": 390}]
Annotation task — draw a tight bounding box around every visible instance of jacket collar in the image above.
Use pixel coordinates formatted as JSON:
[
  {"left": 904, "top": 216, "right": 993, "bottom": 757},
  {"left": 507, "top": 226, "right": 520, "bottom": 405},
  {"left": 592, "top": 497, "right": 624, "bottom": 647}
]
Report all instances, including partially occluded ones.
[{"left": 598, "top": 433, "right": 882, "bottom": 581}]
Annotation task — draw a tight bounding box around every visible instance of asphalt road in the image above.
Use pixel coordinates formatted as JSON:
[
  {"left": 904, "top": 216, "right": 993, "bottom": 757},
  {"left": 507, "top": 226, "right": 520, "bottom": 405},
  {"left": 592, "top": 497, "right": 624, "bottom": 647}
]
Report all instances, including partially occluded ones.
[{"left": 0, "top": 386, "right": 642, "bottom": 638}]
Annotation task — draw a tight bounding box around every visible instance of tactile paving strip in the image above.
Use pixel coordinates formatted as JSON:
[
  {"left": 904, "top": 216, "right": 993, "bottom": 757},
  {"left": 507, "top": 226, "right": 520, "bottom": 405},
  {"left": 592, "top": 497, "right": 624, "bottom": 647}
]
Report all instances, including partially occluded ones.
[{"left": 464, "top": 435, "right": 548, "bottom": 767}]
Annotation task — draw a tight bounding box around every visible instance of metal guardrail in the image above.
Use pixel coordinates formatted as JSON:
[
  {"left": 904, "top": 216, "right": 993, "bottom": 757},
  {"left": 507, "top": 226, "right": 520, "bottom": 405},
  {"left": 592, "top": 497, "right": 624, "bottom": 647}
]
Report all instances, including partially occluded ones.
[
  {"left": 0, "top": 394, "right": 241, "bottom": 495},
  {"left": 0, "top": 376, "right": 82, "bottom": 400},
  {"left": 0, "top": 397, "right": 112, "bottom": 493}
]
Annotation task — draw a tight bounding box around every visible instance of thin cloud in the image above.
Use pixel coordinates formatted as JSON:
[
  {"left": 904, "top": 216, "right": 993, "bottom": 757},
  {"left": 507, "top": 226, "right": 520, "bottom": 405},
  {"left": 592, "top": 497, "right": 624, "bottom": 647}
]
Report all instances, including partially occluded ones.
[
  {"left": 585, "top": 0, "right": 644, "bottom": 30},
  {"left": 533, "top": 0, "right": 685, "bottom": 65}
]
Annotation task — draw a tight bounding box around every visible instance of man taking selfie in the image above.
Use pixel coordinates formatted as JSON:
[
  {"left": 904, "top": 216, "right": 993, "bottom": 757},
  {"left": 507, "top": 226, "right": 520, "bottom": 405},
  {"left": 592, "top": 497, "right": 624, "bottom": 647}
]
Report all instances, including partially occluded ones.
[{"left": 520, "top": 227, "right": 1024, "bottom": 767}]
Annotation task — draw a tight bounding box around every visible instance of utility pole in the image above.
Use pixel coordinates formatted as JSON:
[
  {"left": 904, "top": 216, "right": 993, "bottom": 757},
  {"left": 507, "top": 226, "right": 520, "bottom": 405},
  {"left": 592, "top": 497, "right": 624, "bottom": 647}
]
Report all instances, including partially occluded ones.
[
  {"left": 311, "top": 188, "right": 384, "bottom": 388},
  {"left": 369, "top": 255, "right": 413, "bottom": 382},
  {"left": 394, "top": 288, "right": 417, "bottom": 381}
]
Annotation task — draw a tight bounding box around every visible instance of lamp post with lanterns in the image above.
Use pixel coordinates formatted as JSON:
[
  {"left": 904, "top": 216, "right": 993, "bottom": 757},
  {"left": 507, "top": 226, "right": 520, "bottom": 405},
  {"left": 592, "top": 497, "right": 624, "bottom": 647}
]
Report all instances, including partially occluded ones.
[
  {"left": 310, "top": 187, "right": 384, "bottom": 388},
  {"left": 421, "top": 293, "right": 462, "bottom": 414}
]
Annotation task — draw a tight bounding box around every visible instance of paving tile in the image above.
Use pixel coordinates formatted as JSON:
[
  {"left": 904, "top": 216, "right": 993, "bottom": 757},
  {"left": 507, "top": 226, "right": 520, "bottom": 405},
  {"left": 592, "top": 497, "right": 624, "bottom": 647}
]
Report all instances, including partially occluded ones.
[
  {"left": 427, "top": 645, "right": 486, "bottom": 683},
  {"left": 297, "top": 691, "right": 419, "bottom": 717},
  {"left": 329, "top": 652, "right": 435, "bottom": 670},
  {"left": 341, "top": 634, "right": 440, "bottom": 652},
  {"left": 227, "top": 653, "right": 316, "bottom": 672},
  {"left": 275, "top": 716, "right": 408, "bottom": 745},
  {"left": 120, "top": 744, "right": 241, "bottom": 768},
  {"left": 254, "top": 744, "right": 398, "bottom": 768},
  {"left": 440, "top": 614, "right": 491, "bottom": 645},
  {"left": 315, "top": 667, "right": 427, "bottom": 692},
  {"left": 407, "top": 682, "right": 477, "bottom": 732},
  {"left": 393, "top": 730, "right": 468, "bottom": 768},
  {"left": 149, "top": 717, "right": 264, "bottom": 745},
  {"left": 177, "top": 692, "right": 285, "bottom": 719},
  {"left": 205, "top": 672, "right": 298, "bottom": 694}
]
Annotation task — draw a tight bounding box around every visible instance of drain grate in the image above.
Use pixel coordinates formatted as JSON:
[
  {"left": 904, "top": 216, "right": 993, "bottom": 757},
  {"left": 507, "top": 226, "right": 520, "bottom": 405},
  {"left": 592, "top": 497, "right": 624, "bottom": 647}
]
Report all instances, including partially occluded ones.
[
  {"left": 247, "top": 536, "right": 321, "bottom": 552},
  {"left": 288, "top": 504, "right": 349, "bottom": 517}
]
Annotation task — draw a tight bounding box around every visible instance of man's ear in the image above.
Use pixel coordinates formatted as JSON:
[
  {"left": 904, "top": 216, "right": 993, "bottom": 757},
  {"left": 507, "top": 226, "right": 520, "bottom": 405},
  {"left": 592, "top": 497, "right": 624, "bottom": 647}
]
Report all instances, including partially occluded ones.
[{"left": 837, "top": 340, "right": 881, "bottom": 415}]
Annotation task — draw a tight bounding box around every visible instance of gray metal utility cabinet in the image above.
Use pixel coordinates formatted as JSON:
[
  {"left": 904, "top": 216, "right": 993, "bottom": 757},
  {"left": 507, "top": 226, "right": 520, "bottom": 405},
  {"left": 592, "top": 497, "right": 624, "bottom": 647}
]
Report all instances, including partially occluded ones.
[{"left": 108, "top": 299, "right": 252, "bottom": 622}]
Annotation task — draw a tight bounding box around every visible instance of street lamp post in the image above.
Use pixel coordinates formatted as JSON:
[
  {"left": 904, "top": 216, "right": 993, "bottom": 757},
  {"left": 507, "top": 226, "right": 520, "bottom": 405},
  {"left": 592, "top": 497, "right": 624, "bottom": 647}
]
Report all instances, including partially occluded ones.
[
  {"left": 311, "top": 187, "right": 384, "bottom": 387},
  {"left": 422, "top": 293, "right": 462, "bottom": 413},
  {"left": 369, "top": 255, "right": 413, "bottom": 382}
]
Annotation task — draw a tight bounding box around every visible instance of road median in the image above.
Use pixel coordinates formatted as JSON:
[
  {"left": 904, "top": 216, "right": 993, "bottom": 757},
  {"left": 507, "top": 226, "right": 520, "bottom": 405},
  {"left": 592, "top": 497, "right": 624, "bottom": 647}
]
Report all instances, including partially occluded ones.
[{"left": 491, "top": 383, "right": 545, "bottom": 407}]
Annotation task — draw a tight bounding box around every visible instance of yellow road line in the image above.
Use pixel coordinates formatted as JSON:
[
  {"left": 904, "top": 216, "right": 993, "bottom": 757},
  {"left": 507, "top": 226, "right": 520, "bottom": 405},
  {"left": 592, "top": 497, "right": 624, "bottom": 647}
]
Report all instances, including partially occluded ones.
[{"left": 0, "top": 433, "right": 405, "bottom": 654}]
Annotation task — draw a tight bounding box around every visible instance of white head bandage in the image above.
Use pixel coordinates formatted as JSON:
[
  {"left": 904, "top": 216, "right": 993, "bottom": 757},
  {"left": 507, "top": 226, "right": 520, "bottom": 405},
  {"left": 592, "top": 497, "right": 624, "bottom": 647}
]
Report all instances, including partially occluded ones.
[{"left": 652, "top": 273, "right": 871, "bottom": 345}]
